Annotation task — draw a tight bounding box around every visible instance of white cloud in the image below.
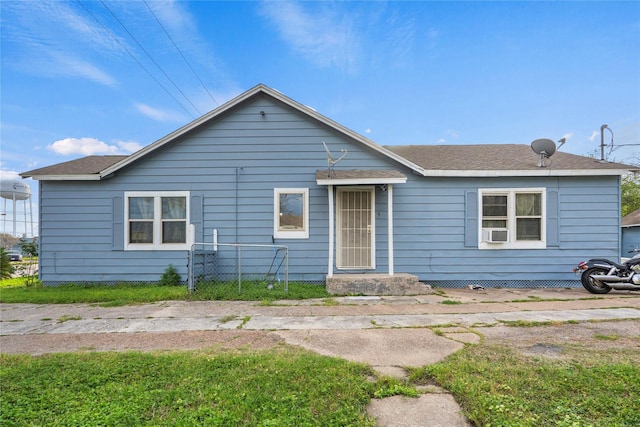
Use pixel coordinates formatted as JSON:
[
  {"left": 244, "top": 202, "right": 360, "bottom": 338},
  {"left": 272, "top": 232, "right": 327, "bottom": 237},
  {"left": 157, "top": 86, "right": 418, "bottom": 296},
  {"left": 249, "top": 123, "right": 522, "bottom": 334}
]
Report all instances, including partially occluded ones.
[
  {"left": 260, "top": 1, "right": 360, "bottom": 73},
  {"left": 62, "top": 56, "right": 117, "bottom": 87},
  {"left": 365, "top": 128, "right": 372, "bottom": 134},
  {"left": 2, "top": 1, "right": 122, "bottom": 85},
  {"left": 147, "top": 1, "right": 195, "bottom": 33},
  {"left": 562, "top": 133, "right": 573, "bottom": 140},
  {"left": 116, "top": 140, "right": 143, "bottom": 154},
  {"left": 446, "top": 129, "right": 460, "bottom": 139},
  {"left": 589, "top": 131, "right": 599, "bottom": 142},
  {"left": 135, "top": 103, "right": 187, "bottom": 123},
  {"left": 0, "top": 170, "right": 21, "bottom": 182},
  {"left": 48, "top": 137, "right": 119, "bottom": 156}
]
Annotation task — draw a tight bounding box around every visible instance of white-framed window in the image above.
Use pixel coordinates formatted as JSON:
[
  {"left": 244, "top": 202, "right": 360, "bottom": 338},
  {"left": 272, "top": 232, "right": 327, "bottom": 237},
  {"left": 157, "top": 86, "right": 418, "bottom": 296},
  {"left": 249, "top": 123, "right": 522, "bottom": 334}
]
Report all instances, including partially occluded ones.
[
  {"left": 274, "top": 188, "right": 309, "bottom": 239},
  {"left": 479, "top": 188, "right": 546, "bottom": 249},
  {"left": 125, "top": 191, "right": 190, "bottom": 250}
]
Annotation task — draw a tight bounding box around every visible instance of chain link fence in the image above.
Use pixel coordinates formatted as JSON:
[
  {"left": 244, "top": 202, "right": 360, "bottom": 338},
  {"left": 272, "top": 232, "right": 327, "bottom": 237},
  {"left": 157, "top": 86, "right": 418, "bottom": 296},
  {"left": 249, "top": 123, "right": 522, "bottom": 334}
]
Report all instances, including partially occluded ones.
[{"left": 188, "top": 243, "right": 288, "bottom": 293}]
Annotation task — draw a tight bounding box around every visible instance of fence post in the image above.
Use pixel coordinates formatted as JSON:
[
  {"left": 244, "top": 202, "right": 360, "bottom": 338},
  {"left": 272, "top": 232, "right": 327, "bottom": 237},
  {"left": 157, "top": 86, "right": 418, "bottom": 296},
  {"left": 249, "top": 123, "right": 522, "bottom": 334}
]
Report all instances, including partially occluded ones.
[
  {"left": 238, "top": 244, "right": 242, "bottom": 294},
  {"left": 188, "top": 245, "right": 194, "bottom": 293}
]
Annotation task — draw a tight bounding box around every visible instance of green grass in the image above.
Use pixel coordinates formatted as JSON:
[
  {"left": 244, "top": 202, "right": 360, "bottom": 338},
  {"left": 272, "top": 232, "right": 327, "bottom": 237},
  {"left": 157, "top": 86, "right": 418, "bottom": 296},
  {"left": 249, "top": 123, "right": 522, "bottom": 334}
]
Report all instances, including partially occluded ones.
[
  {"left": 3, "top": 342, "right": 636, "bottom": 426},
  {"left": 0, "top": 276, "right": 29, "bottom": 288},
  {"left": 0, "top": 348, "right": 382, "bottom": 426},
  {"left": 0, "top": 280, "right": 329, "bottom": 305},
  {"left": 411, "top": 344, "right": 640, "bottom": 427}
]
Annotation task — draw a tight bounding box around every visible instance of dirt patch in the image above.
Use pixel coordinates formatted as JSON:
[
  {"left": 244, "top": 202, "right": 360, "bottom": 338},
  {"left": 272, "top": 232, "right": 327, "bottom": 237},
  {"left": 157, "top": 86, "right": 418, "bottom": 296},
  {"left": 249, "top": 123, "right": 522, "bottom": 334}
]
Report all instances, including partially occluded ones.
[
  {"left": 476, "top": 320, "right": 640, "bottom": 358},
  {"left": 2, "top": 320, "right": 639, "bottom": 358}
]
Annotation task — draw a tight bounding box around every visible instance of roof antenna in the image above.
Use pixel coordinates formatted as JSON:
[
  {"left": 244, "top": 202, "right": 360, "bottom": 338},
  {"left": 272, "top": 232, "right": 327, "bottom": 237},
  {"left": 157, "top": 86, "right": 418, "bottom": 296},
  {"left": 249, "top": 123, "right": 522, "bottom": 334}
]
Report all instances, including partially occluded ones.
[
  {"left": 322, "top": 141, "right": 347, "bottom": 177},
  {"left": 600, "top": 124, "right": 614, "bottom": 162}
]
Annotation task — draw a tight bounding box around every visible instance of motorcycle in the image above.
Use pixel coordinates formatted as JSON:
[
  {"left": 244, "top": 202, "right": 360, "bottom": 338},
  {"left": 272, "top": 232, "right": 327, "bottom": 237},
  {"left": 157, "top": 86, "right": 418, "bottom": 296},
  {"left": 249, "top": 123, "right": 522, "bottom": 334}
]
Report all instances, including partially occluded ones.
[{"left": 574, "top": 249, "right": 640, "bottom": 294}]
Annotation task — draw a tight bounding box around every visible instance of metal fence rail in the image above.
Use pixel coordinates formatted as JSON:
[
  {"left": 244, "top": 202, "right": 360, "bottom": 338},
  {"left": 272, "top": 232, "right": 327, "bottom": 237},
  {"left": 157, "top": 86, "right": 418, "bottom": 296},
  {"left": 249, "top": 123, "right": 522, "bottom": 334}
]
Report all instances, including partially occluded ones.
[{"left": 188, "top": 242, "right": 288, "bottom": 293}]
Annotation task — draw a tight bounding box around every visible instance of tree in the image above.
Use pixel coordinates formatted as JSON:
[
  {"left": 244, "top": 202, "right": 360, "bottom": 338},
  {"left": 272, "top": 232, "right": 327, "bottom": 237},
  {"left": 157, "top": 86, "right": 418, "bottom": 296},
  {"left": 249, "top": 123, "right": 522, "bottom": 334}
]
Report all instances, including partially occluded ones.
[
  {"left": 0, "top": 248, "right": 15, "bottom": 279},
  {"left": 621, "top": 173, "right": 640, "bottom": 217},
  {"left": 18, "top": 238, "right": 39, "bottom": 286},
  {"left": 0, "top": 234, "right": 20, "bottom": 251}
]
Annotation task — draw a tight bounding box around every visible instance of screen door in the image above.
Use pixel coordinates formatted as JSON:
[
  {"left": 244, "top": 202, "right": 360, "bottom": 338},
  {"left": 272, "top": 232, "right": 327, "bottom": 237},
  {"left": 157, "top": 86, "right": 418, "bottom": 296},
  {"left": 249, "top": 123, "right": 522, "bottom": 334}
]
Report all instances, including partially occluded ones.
[{"left": 336, "top": 187, "right": 374, "bottom": 269}]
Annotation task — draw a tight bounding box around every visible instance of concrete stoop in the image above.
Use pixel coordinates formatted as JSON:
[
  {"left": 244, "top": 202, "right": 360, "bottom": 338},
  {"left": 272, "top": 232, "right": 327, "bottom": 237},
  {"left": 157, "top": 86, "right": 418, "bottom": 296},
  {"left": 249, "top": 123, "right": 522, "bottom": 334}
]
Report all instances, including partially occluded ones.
[{"left": 326, "top": 273, "right": 431, "bottom": 296}]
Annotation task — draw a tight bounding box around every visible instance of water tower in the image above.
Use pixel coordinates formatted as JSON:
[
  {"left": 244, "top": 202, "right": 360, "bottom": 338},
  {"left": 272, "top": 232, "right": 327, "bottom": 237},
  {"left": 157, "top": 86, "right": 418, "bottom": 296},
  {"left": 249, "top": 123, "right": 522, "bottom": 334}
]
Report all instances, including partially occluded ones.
[{"left": 0, "top": 178, "right": 33, "bottom": 237}]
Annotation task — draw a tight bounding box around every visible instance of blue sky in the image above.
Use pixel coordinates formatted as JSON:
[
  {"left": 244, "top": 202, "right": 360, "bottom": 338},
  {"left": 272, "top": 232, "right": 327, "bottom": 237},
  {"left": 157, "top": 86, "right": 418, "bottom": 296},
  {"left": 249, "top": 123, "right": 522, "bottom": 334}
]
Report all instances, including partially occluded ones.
[{"left": 1, "top": 1, "right": 639, "bottom": 237}]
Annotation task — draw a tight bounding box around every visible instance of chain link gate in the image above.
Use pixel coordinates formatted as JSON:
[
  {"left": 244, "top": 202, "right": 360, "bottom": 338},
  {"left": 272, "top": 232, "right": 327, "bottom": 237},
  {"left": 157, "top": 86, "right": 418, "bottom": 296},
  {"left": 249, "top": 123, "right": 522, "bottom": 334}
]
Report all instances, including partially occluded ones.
[{"left": 188, "top": 243, "right": 288, "bottom": 294}]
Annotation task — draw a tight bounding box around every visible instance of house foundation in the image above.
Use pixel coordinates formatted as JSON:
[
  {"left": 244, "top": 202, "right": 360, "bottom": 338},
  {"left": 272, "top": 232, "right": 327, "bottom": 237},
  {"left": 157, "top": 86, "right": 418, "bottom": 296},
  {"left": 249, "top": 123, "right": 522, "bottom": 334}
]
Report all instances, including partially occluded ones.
[{"left": 326, "top": 273, "right": 432, "bottom": 296}]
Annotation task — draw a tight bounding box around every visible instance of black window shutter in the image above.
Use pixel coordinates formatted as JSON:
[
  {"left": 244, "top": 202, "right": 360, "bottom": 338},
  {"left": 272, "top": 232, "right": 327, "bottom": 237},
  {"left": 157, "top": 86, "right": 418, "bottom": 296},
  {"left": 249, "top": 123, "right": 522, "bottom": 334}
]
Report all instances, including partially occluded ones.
[
  {"left": 546, "top": 189, "right": 560, "bottom": 247},
  {"left": 112, "top": 196, "right": 124, "bottom": 250},
  {"left": 190, "top": 195, "right": 203, "bottom": 243}
]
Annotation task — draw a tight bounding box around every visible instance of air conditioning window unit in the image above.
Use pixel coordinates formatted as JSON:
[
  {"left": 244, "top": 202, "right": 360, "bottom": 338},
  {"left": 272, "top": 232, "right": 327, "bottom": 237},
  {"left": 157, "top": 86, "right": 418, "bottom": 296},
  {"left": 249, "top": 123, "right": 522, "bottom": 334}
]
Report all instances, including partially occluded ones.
[{"left": 482, "top": 229, "right": 508, "bottom": 243}]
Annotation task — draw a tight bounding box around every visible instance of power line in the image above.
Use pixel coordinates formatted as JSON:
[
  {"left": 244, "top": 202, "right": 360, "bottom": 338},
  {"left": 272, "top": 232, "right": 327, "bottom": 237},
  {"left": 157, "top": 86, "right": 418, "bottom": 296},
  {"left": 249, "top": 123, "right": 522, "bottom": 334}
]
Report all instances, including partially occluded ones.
[
  {"left": 98, "top": 0, "right": 202, "bottom": 116},
  {"left": 76, "top": 0, "right": 195, "bottom": 117},
  {"left": 143, "top": 0, "right": 219, "bottom": 108}
]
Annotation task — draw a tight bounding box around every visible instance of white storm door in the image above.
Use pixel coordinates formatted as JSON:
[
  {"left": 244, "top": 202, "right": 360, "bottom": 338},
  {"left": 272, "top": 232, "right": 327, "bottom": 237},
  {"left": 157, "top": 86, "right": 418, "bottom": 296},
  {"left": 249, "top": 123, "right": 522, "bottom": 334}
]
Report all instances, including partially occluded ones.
[{"left": 336, "top": 187, "right": 375, "bottom": 269}]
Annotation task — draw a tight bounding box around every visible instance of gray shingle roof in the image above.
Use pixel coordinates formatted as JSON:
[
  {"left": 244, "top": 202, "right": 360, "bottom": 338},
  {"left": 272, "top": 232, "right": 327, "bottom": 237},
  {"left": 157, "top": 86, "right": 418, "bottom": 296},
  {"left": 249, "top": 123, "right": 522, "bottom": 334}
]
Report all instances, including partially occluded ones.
[
  {"left": 21, "top": 156, "right": 128, "bottom": 177},
  {"left": 316, "top": 169, "right": 406, "bottom": 181},
  {"left": 385, "top": 144, "right": 636, "bottom": 171},
  {"left": 622, "top": 208, "right": 640, "bottom": 227}
]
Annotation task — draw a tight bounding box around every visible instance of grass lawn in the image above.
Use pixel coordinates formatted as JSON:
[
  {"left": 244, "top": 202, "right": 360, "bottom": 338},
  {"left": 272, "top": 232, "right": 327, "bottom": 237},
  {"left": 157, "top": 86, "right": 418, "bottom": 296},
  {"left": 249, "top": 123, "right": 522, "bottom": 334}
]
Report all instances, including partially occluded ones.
[
  {"left": 1, "top": 348, "right": 381, "bottom": 426},
  {"left": 0, "top": 278, "right": 329, "bottom": 305},
  {"left": 412, "top": 344, "right": 640, "bottom": 427},
  {"left": 2, "top": 343, "right": 637, "bottom": 426},
  {"left": 2, "top": 278, "right": 639, "bottom": 425}
]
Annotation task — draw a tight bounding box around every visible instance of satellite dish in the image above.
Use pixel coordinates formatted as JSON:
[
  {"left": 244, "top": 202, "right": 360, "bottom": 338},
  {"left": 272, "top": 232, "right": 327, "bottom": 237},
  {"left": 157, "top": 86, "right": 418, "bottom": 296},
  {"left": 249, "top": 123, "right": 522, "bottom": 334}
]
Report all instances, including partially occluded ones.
[
  {"left": 531, "top": 138, "right": 556, "bottom": 157},
  {"left": 321, "top": 141, "right": 347, "bottom": 176},
  {"left": 531, "top": 138, "right": 556, "bottom": 167}
]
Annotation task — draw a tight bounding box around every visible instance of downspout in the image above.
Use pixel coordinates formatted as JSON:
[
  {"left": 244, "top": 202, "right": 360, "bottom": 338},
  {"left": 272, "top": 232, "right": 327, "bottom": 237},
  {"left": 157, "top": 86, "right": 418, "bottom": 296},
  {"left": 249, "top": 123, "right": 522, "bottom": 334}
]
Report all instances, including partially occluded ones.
[{"left": 388, "top": 184, "right": 394, "bottom": 276}]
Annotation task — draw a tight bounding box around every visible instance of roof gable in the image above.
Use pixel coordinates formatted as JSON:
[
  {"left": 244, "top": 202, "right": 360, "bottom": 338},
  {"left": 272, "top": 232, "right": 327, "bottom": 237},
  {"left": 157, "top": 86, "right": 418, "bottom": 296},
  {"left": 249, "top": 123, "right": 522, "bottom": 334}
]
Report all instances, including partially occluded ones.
[
  {"left": 22, "top": 84, "right": 424, "bottom": 180},
  {"left": 20, "top": 84, "right": 638, "bottom": 180}
]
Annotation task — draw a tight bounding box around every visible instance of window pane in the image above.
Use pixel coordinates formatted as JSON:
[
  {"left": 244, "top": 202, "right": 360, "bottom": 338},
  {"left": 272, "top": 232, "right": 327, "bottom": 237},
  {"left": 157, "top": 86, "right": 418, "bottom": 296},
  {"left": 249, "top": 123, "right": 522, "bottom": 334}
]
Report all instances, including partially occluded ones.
[
  {"left": 279, "top": 193, "right": 304, "bottom": 230},
  {"left": 516, "top": 193, "right": 541, "bottom": 216},
  {"left": 129, "top": 197, "right": 154, "bottom": 219},
  {"left": 482, "top": 219, "right": 507, "bottom": 228},
  {"left": 482, "top": 195, "right": 507, "bottom": 217},
  {"left": 130, "top": 222, "right": 153, "bottom": 243},
  {"left": 516, "top": 218, "right": 541, "bottom": 240},
  {"left": 162, "top": 197, "right": 186, "bottom": 219},
  {"left": 162, "top": 221, "right": 186, "bottom": 243}
]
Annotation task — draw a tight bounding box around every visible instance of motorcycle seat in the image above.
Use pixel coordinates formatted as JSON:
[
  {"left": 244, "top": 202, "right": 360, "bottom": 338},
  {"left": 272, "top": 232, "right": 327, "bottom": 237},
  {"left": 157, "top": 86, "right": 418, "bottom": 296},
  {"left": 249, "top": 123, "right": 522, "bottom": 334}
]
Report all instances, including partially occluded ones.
[{"left": 589, "top": 258, "right": 626, "bottom": 269}]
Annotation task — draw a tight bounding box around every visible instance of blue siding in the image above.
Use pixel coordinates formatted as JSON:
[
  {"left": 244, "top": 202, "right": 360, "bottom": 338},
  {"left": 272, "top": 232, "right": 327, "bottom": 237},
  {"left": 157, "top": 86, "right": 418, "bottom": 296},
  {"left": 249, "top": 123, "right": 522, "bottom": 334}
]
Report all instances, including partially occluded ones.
[
  {"left": 389, "top": 175, "right": 621, "bottom": 284},
  {"left": 36, "top": 94, "right": 624, "bottom": 286},
  {"left": 622, "top": 227, "right": 640, "bottom": 255}
]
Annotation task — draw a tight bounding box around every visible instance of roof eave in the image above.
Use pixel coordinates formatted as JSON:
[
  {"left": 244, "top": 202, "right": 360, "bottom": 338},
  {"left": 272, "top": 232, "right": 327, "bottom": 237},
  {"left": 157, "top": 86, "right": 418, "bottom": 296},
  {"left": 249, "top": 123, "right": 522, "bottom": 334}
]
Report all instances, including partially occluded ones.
[
  {"left": 316, "top": 177, "right": 408, "bottom": 185},
  {"left": 419, "top": 168, "right": 633, "bottom": 177},
  {"left": 21, "top": 174, "right": 102, "bottom": 181}
]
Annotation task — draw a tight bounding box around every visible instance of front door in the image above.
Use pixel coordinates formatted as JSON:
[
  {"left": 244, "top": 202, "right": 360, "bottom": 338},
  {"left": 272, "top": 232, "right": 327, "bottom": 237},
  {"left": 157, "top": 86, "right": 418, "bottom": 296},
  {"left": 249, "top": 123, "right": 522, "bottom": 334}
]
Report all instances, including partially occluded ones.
[{"left": 336, "top": 187, "right": 375, "bottom": 269}]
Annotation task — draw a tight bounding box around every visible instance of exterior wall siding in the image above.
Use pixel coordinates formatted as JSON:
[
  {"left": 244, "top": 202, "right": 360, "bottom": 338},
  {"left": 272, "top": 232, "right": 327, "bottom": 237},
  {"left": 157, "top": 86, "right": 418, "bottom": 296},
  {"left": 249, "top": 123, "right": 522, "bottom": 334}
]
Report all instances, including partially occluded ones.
[
  {"left": 389, "top": 175, "right": 621, "bottom": 285},
  {"left": 37, "top": 95, "right": 392, "bottom": 284},
  {"left": 622, "top": 227, "right": 640, "bottom": 256},
  {"left": 36, "top": 94, "right": 624, "bottom": 287}
]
